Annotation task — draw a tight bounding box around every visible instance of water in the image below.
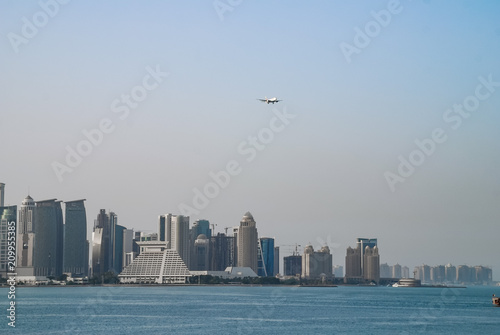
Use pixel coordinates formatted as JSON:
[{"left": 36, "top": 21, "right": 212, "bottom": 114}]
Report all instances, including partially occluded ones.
[{"left": 1, "top": 285, "right": 498, "bottom": 334}]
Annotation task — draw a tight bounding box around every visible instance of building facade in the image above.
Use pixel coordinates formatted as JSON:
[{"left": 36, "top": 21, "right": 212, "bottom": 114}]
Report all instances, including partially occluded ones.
[
  {"left": 237, "top": 212, "right": 258, "bottom": 273},
  {"left": 302, "top": 245, "right": 333, "bottom": 279},
  {"left": 63, "top": 200, "right": 88, "bottom": 276},
  {"left": 0, "top": 205, "right": 16, "bottom": 278}
]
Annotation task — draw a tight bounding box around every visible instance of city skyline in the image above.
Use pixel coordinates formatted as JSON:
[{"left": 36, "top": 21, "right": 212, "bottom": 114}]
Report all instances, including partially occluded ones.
[
  {"left": 1, "top": 1, "right": 500, "bottom": 280},
  {"left": 0, "top": 186, "right": 495, "bottom": 282}
]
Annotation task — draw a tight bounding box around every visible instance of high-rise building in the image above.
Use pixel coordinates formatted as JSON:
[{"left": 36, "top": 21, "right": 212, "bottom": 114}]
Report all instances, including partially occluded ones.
[
  {"left": 258, "top": 237, "right": 275, "bottom": 277},
  {"left": 191, "top": 234, "right": 210, "bottom": 271},
  {"left": 445, "top": 264, "right": 456, "bottom": 283},
  {"left": 114, "top": 225, "right": 126, "bottom": 273},
  {"left": 380, "top": 263, "right": 391, "bottom": 278},
  {"left": 283, "top": 255, "right": 302, "bottom": 276},
  {"left": 345, "top": 246, "right": 362, "bottom": 281},
  {"left": 0, "top": 183, "right": 5, "bottom": 207},
  {"left": 363, "top": 245, "right": 379, "bottom": 283},
  {"left": 237, "top": 212, "right": 258, "bottom": 273},
  {"left": 17, "top": 196, "right": 36, "bottom": 271},
  {"left": 0, "top": 205, "right": 16, "bottom": 278},
  {"left": 273, "top": 246, "right": 280, "bottom": 276},
  {"left": 32, "top": 199, "right": 64, "bottom": 277},
  {"left": 63, "top": 200, "right": 88, "bottom": 276},
  {"left": 92, "top": 209, "right": 117, "bottom": 277},
  {"left": 158, "top": 214, "right": 190, "bottom": 267},
  {"left": 301, "top": 244, "right": 333, "bottom": 279},
  {"left": 122, "top": 229, "right": 135, "bottom": 269},
  {"left": 392, "top": 264, "right": 402, "bottom": 279},
  {"left": 333, "top": 265, "right": 343, "bottom": 278},
  {"left": 345, "top": 238, "right": 379, "bottom": 283},
  {"left": 210, "top": 233, "right": 235, "bottom": 271}
]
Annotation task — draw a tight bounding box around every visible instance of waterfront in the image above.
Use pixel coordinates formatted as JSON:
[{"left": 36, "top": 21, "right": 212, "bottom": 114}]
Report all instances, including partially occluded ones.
[{"left": 1, "top": 285, "right": 498, "bottom": 334}]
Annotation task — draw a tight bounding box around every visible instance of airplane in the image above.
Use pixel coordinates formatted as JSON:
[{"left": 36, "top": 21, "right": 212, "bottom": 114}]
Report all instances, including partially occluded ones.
[{"left": 257, "top": 97, "right": 282, "bottom": 104}]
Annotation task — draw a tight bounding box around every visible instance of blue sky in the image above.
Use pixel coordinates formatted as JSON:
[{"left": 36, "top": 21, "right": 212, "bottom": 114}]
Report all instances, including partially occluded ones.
[{"left": 1, "top": 0, "right": 500, "bottom": 278}]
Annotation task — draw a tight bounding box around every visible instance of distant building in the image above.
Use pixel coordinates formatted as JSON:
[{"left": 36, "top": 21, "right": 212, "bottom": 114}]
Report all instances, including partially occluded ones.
[
  {"left": 0, "top": 183, "right": 4, "bottom": 207},
  {"left": 274, "top": 246, "right": 280, "bottom": 276},
  {"left": 17, "top": 196, "right": 35, "bottom": 271},
  {"left": 158, "top": 214, "right": 190, "bottom": 266},
  {"left": 363, "top": 245, "right": 380, "bottom": 283},
  {"left": 258, "top": 237, "right": 275, "bottom": 277},
  {"left": 119, "top": 241, "right": 190, "bottom": 284},
  {"left": 114, "top": 225, "right": 126, "bottom": 273},
  {"left": 345, "top": 238, "right": 379, "bottom": 284},
  {"left": 0, "top": 205, "right": 16, "bottom": 278},
  {"left": 445, "top": 264, "right": 456, "bottom": 283},
  {"left": 92, "top": 209, "right": 118, "bottom": 276},
  {"left": 401, "top": 266, "right": 410, "bottom": 279},
  {"left": 301, "top": 244, "right": 332, "bottom": 280},
  {"left": 392, "top": 264, "right": 402, "bottom": 278},
  {"left": 333, "top": 265, "right": 343, "bottom": 278},
  {"left": 237, "top": 212, "right": 258, "bottom": 273},
  {"left": 191, "top": 234, "right": 210, "bottom": 271},
  {"left": 122, "top": 229, "right": 135, "bottom": 270},
  {"left": 284, "top": 255, "right": 302, "bottom": 276},
  {"left": 210, "top": 233, "right": 235, "bottom": 271},
  {"left": 63, "top": 200, "right": 88, "bottom": 276},
  {"left": 380, "top": 263, "right": 391, "bottom": 278}
]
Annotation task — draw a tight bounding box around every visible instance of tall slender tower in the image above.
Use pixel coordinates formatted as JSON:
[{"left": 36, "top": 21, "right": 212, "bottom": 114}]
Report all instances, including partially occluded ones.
[
  {"left": 63, "top": 200, "right": 87, "bottom": 276},
  {"left": 237, "top": 212, "right": 258, "bottom": 273},
  {"left": 158, "top": 214, "right": 190, "bottom": 267},
  {"left": 0, "top": 183, "right": 5, "bottom": 207}
]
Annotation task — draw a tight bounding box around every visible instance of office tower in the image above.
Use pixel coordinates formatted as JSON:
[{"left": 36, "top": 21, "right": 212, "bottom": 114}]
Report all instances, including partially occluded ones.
[
  {"left": 237, "top": 212, "right": 258, "bottom": 273},
  {"left": 273, "top": 246, "right": 279, "bottom": 276},
  {"left": 345, "top": 246, "right": 362, "bottom": 280},
  {"left": 17, "top": 196, "right": 36, "bottom": 271},
  {"left": 258, "top": 237, "right": 275, "bottom": 277},
  {"left": 92, "top": 209, "right": 117, "bottom": 277},
  {"left": 445, "top": 264, "right": 456, "bottom": 283},
  {"left": 32, "top": 199, "right": 64, "bottom": 277},
  {"left": 345, "top": 238, "right": 378, "bottom": 283},
  {"left": 380, "top": 263, "right": 391, "bottom": 278},
  {"left": 191, "top": 234, "right": 210, "bottom": 271},
  {"left": 431, "top": 265, "right": 446, "bottom": 283},
  {"left": 474, "top": 266, "right": 492, "bottom": 284},
  {"left": 392, "top": 264, "right": 402, "bottom": 279},
  {"left": 0, "top": 205, "right": 16, "bottom": 278},
  {"left": 210, "top": 232, "right": 235, "bottom": 271},
  {"left": 401, "top": 266, "right": 410, "bottom": 279},
  {"left": 191, "top": 219, "right": 211, "bottom": 240},
  {"left": 63, "top": 200, "right": 88, "bottom": 276},
  {"left": 283, "top": 255, "right": 302, "bottom": 276},
  {"left": 333, "top": 265, "right": 344, "bottom": 278},
  {"left": 158, "top": 214, "right": 190, "bottom": 266},
  {"left": 301, "top": 244, "right": 333, "bottom": 279},
  {"left": 457, "top": 265, "right": 472, "bottom": 284},
  {"left": 114, "top": 225, "right": 126, "bottom": 273},
  {"left": 122, "top": 229, "right": 135, "bottom": 269},
  {"left": 363, "top": 245, "right": 379, "bottom": 283},
  {"left": 0, "top": 183, "right": 5, "bottom": 207}
]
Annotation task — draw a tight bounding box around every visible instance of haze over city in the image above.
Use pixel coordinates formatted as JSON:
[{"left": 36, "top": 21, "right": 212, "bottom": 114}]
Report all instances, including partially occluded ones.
[{"left": 1, "top": 1, "right": 499, "bottom": 279}]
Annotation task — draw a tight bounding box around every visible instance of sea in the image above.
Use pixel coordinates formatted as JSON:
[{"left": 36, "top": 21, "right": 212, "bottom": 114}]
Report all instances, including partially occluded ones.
[{"left": 1, "top": 285, "right": 499, "bottom": 334}]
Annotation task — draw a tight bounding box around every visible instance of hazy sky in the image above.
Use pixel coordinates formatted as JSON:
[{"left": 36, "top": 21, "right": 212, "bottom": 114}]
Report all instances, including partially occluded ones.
[{"left": 1, "top": 1, "right": 500, "bottom": 278}]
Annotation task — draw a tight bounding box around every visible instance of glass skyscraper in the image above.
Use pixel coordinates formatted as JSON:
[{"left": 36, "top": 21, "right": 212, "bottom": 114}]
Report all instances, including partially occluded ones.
[
  {"left": 258, "top": 237, "right": 275, "bottom": 277},
  {"left": 63, "top": 200, "right": 88, "bottom": 276}
]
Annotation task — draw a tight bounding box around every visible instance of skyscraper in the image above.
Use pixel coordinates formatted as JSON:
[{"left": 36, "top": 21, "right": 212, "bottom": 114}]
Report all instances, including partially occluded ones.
[
  {"left": 92, "top": 209, "right": 117, "bottom": 276},
  {"left": 237, "top": 212, "right": 258, "bottom": 273},
  {"left": 0, "top": 205, "right": 16, "bottom": 278},
  {"left": 258, "top": 237, "right": 275, "bottom": 277},
  {"left": 301, "top": 244, "right": 333, "bottom": 279},
  {"left": 158, "top": 214, "right": 190, "bottom": 267},
  {"left": 210, "top": 232, "right": 235, "bottom": 271},
  {"left": 33, "top": 199, "right": 64, "bottom": 277},
  {"left": 283, "top": 255, "right": 302, "bottom": 276},
  {"left": 63, "top": 200, "right": 88, "bottom": 276},
  {"left": 17, "top": 196, "right": 36, "bottom": 271},
  {"left": 0, "top": 183, "right": 5, "bottom": 207},
  {"left": 345, "top": 238, "right": 378, "bottom": 284}
]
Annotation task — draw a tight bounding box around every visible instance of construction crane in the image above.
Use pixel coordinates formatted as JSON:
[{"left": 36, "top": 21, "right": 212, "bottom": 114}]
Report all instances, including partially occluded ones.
[{"left": 281, "top": 244, "right": 301, "bottom": 256}]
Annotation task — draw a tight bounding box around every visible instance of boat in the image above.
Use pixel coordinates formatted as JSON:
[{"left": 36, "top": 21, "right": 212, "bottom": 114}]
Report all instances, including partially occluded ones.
[{"left": 492, "top": 295, "right": 500, "bottom": 306}]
